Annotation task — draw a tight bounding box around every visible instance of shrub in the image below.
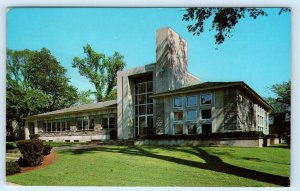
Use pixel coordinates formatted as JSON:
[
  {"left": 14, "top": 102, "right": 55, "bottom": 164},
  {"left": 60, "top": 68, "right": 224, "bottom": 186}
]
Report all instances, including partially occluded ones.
[
  {"left": 6, "top": 161, "right": 21, "bottom": 175},
  {"left": 43, "top": 144, "right": 52, "bottom": 155},
  {"left": 6, "top": 143, "right": 15, "bottom": 150},
  {"left": 29, "top": 134, "right": 40, "bottom": 140},
  {"left": 16, "top": 139, "right": 44, "bottom": 167}
]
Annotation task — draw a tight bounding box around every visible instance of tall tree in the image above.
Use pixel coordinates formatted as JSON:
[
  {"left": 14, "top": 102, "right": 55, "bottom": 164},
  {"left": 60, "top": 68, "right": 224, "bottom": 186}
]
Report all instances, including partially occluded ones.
[
  {"left": 72, "top": 44, "right": 126, "bottom": 102},
  {"left": 6, "top": 48, "right": 78, "bottom": 138},
  {"left": 182, "top": 8, "right": 290, "bottom": 45}
]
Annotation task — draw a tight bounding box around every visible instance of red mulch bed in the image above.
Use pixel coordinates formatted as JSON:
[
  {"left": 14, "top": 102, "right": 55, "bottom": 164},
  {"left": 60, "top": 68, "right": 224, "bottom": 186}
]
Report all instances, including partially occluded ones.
[{"left": 21, "top": 153, "right": 58, "bottom": 173}]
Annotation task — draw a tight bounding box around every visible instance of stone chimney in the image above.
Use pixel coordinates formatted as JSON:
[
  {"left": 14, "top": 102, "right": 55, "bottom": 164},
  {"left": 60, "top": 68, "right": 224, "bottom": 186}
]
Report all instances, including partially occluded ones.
[{"left": 155, "top": 27, "right": 188, "bottom": 93}]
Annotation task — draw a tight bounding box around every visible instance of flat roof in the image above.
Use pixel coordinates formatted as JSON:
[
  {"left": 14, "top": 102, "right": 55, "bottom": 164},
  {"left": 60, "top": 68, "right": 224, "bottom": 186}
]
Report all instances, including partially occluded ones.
[{"left": 25, "top": 100, "right": 117, "bottom": 120}]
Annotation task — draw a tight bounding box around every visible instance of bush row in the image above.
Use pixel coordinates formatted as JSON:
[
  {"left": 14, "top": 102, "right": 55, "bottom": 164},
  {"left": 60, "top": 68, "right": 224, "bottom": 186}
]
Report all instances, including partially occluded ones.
[
  {"left": 143, "top": 131, "right": 265, "bottom": 140},
  {"left": 6, "top": 161, "right": 21, "bottom": 175}
]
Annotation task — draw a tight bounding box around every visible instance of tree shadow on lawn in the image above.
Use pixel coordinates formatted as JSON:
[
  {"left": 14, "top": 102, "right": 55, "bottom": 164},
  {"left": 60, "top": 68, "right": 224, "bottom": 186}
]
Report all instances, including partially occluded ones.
[{"left": 66, "top": 146, "right": 289, "bottom": 186}]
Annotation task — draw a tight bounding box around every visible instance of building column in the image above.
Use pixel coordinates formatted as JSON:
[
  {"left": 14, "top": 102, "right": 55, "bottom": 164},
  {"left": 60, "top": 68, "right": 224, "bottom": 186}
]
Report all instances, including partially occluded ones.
[
  {"left": 24, "top": 121, "right": 30, "bottom": 140},
  {"left": 34, "top": 120, "right": 38, "bottom": 134}
]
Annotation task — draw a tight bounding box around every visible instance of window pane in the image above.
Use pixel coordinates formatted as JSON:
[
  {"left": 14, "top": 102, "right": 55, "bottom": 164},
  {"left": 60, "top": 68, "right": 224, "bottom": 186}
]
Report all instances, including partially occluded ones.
[
  {"left": 52, "top": 121, "right": 57, "bottom": 132},
  {"left": 201, "top": 109, "right": 211, "bottom": 119},
  {"left": 139, "top": 116, "right": 146, "bottom": 128},
  {"left": 89, "top": 118, "right": 94, "bottom": 130},
  {"left": 135, "top": 116, "right": 138, "bottom": 126},
  {"left": 202, "top": 124, "right": 212, "bottom": 134},
  {"left": 147, "top": 93, "right": 153, "bottom": 103},
  {"left": 109, "top": 115, "right": 115, "bottom": 129},
  {"left": 67, "top": 121, "right": 71, "bottom": 131},
  {"left": 57, "top": 121, "right": 61, "bottom": 131},
  {"left": 43, "top": 122, "right": 47, "bottom": 131},
  {"left": 147, "top": 116, "right": 153, "bottom": 128},
  {"left": 187, "top": 96, "right": 197, "bottom": 107},
  {"left": 62, "top": 121, "right": 66, "bottom": 131},
  {"left": 188, "top": 124, "right": 197, "bottom": 134},
  {"left": 174, "top": 97, "right": 183, "bottom": 108},
  {"left": 147, "top": 82, "right": 153, "bottom": 93},
  {"left": 187, "top": 110, "right": 197, "bottom": 121},
  {"left": 201, "top": 94, "right": 212, "bottom": 105},
  {"left": 147, "top": 104, "right": 153, "bottom": 114},
  {"left": 174, "top": 124, "right": 183, "bottom": 134},
  {"left": 138, "top": 95, "right": 146, "bottom": 104},
  {"left": 138, "top": 83, "right": 146, "bottom": 94},
  {"left": 174, "top": 111, "right": 183, "bottom": 121},
  {"left": 139, "top": 105, "right": 146, "bottom": 115},
  {"left": 83, "top": 118, "right": 89, "bottom": 130},
  {"left": 102, "top": 115, "right": 108, "bottom": 129}
]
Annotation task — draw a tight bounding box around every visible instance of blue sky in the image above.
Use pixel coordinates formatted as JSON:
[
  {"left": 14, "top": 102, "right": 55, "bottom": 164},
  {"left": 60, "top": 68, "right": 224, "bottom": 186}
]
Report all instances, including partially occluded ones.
[{"left": 7, "top": 8, "right": 290, "bottom": 98}]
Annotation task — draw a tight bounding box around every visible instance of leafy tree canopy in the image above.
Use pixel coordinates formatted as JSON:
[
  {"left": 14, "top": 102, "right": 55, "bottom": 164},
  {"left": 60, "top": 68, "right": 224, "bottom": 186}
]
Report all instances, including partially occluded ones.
[
  {"left": 73, "top": 44, "right": 126, "bottom": 102},
  {"left": 6, "top": 48, "right": 78, "bottom": 138},
  {"left": 182, "top": 8, "right": 290, "bottom": 44}
]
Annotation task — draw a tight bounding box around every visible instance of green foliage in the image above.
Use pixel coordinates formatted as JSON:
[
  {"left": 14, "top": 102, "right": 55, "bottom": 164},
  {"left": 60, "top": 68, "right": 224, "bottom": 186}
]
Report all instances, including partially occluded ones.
[
  {"left": 183, "top": 8, "right": 290, "bottom": 44},
  {"left": 6, "top": 161, "right": 21, "bottom": 175},
  {"left": 269, "top": 80, "right": 291, "bottom": 105},
  {"left": 7, "top": 146, "right": 290, "bottom": 186},
  {"left": 43, "top": 144, "right": 53, "bottom": 155},
  {"left": 6, "top": 48, "right": 79, "bottom": 139},
  {"left": 73, "top": 44, "right": 125, "bottom": 102},
  {"left": 16, "top": 139, "right": 44, "bottom": 167},
  {"left": 6, "top": 143, "right": 16, "bottom": 150},
  {"left": 29, "top": 134, "right": 40, "bottom": 140},
  {"left": 75, "top": 90, "right": 95, "bottom": 105}
]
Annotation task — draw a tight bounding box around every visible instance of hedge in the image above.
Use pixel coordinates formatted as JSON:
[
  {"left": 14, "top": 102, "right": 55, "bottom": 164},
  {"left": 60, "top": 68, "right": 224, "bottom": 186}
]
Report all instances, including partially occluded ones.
[
  {"left": 6, "top": 161, "right": 21, "bottom": 175},
  {"left": 43, "top": 144, "right": 52, "bottom": 155},
  {"left": 16, "top": 139, "right": 44, "bottom": 167}
]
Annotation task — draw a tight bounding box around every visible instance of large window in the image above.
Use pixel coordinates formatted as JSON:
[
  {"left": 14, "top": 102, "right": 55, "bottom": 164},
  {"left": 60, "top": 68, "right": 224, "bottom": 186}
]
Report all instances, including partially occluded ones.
[
  {"left": 174, "top": 124, "right": 183, "bottom": 134},
  {"left": 201, "top": 109, "right": 212, "bottom": 119},
  {"left": 201, "top": 94, "right": 212, "bottom": 105},
  {"left": 135, "top": 81, "right": 153, "bottom": 136},
  {"left": 186, "top": 110, "right": 197, "bottom": 121},
  {"left": 102, "top": 114, "right": 116, "bottom": 129},
  {"left": 174, "top": 97, "right": 183, "bottom": 108},
  {"left": 186, "top": 95, "right": 197, "bottom": 107},
  {"left": 174, "top": 111, "right": 183, "bottom": 121},
  {"left": 202, "top": 124, "right": 212, "bottom": 134},
  {"left": 187, "top": 124, "right": 197, "bottom": 134}
]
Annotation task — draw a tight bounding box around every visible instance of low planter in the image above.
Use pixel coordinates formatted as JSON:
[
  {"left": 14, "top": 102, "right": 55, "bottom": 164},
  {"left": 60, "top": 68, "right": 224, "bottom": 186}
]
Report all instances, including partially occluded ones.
[{"left": 134, "top": 137, "right": 264, "bottom": 147}]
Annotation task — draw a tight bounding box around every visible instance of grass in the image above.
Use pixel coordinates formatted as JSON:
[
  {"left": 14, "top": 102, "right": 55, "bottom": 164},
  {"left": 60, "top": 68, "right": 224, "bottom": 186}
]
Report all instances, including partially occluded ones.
[{"left": 6, "top": 145, "right": 290, "bottom": 187}]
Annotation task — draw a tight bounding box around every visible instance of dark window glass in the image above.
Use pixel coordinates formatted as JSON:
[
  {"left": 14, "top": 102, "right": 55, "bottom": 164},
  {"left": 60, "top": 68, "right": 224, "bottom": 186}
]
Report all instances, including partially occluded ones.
[
  {"left": 147, "top": 116, "right": 153, "bottom": 128},
  {"left": 187, "top": 110, "right": 197, "bottom": 121},
  {"left": 62, "top": 121, "right": 66, "bottom": 131},
  {"left": 66, "top": 121, "right": 71, "bottom": 131},
  {"left": 188, "top": 124, "right": 197, "bottom": 134},
  {"left": 202, "top": 124, "right": 212, "bottom": 134},
  {"left": 52, "top": 121, "right": 57, "bottom": 132},
  {"left": 174, "top": 97, "right": 183, "bottom": 108},
  {"left": 135, "top": 117, "right": 138, "bottom": 126},
  {"left": 57, "top": 121, "right": 61, "bottom": 131},
  {"left": 89, "top": 118, "right": 94, "bottom": 130},
  {"left": 147, "top": 105, "right": 153, "bottom": 114},
  {"left": 77, "top": 118, "right": 83, "bottom": 130},
  {"left": 83, "top": 118, "right": 89, "bottom": 130},
  {"left": 147, "top": 82, "right": 153, "bottom": 93},
  {"left": 139, "top": 105, "right": 146, "bottom": 115},
  {"left": 138, "top": 83, "right": 146, "bottom": 94},
  {"left": 174, "top": 124, "right": 183, "bottom": 134},
  {"left": 147, "top": 94, "right": 153, "bottom": 104},
  {"left": 47, "top": 122, "right": 51, "bottom": 132},
  {"left": 201, "top": 109, "right": 211, "bottom": 119},
  {"left": 109, "top": 115, "right": 116, "bottom": 129},
  {"left": 187, "top": 96, "right": 197, "bottom": 107},
  {"left": 138, "top": 95, "right": 146, "bottom": 104},
  {"left": 135, "top": 106, "right": 138, "bottom": 115},
  {"left": 201, "top": 94, "right": 212, "bottom": 105},
  {"left": 102, "top": 115, "right": 109, "bottom": 129},
  {"left": 139, "top": 116, "right": 146, "bottom": 128},
  {"left": 174, "top": 111, "right": 183, "bottom": 121},
  {"left": 43, "top": 122, "right": 47, "bottom": 131}
]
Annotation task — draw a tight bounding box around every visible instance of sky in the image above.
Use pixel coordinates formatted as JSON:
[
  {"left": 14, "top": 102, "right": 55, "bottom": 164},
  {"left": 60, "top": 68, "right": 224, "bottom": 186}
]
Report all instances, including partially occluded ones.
[{"left": 6, "top": 8, "right": 291, "bottom": 98}]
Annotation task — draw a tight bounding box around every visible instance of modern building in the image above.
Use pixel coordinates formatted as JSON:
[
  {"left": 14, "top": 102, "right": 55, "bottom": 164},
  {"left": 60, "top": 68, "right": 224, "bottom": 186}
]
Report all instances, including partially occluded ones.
[{"left": 24, "top": 27, "right": 271, "bottom": 142}]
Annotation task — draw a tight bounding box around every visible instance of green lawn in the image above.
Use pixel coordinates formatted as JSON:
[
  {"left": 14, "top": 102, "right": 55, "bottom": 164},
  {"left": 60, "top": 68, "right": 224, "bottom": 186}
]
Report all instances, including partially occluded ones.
[{"left": 6, "top": 145, "right": 290, "bottom": 187}]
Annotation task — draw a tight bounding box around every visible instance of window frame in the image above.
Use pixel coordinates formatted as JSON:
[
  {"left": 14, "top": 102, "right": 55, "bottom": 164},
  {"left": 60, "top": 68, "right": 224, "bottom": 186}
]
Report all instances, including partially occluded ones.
[
  {"left": 200, "top": 93, "right": 212, "bottom": 105},
  {"left": 173, "top": 96, "right": 183, "bottom": 108},
  {"left": 186, "top": 110, "right": 198, "bottom": 121},
  {"left": 186, "top": 95, "right": 197, "bottom": 107}
]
